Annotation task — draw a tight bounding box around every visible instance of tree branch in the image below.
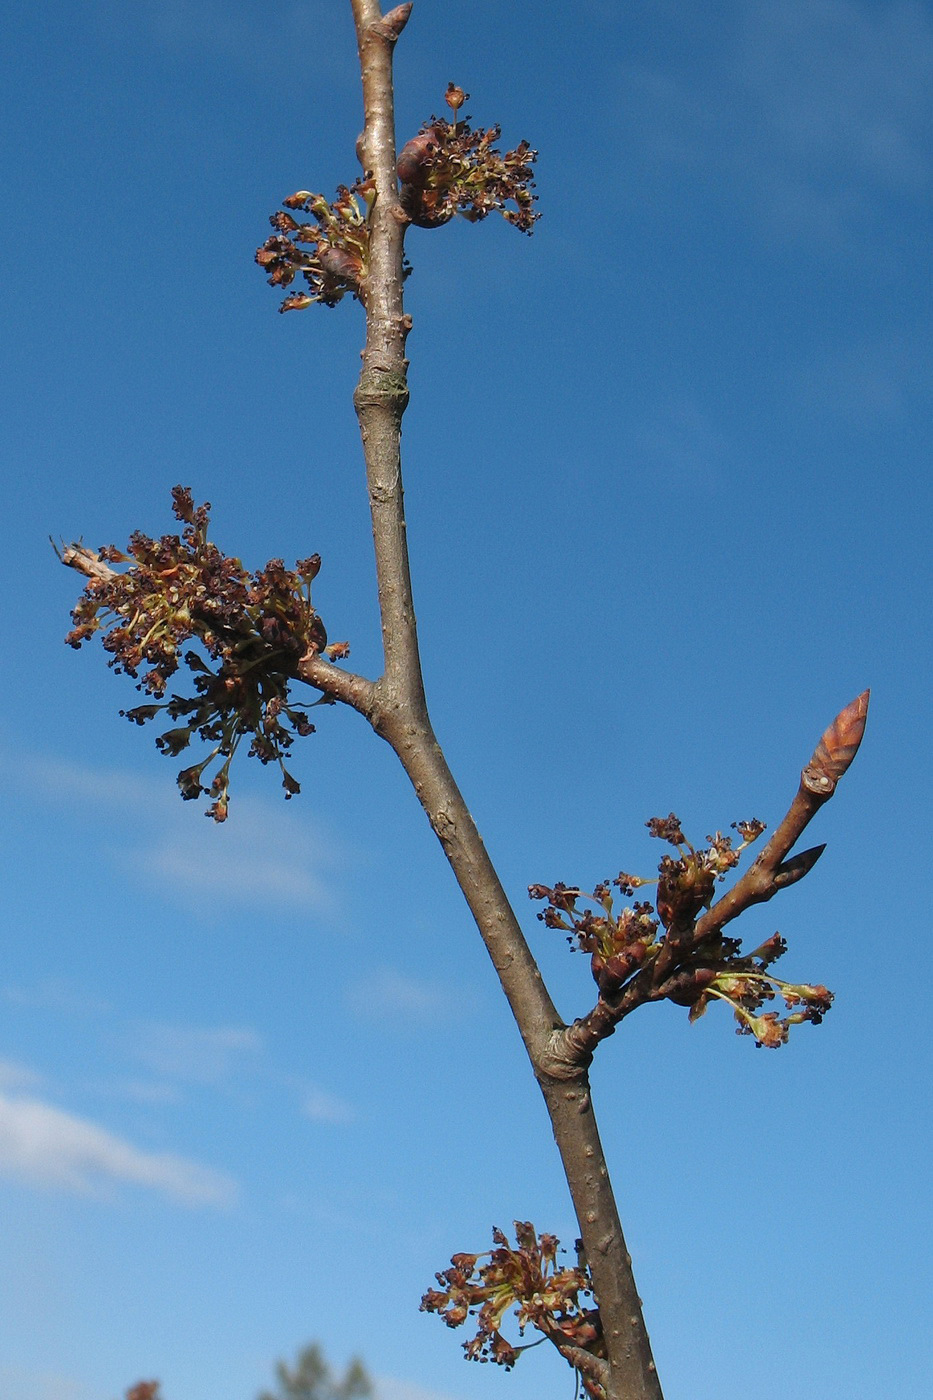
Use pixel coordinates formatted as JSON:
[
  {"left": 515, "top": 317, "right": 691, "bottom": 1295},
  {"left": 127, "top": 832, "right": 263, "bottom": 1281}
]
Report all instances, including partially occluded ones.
[{"left": 347, "top": 8, "right": 663, "bottom": 1398}]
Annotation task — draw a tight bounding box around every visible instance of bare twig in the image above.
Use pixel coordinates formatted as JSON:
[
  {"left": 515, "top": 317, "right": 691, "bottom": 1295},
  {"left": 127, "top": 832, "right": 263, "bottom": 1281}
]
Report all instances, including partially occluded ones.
[{"left": 58, "top": 541, "right": 118, "bottom": 584}]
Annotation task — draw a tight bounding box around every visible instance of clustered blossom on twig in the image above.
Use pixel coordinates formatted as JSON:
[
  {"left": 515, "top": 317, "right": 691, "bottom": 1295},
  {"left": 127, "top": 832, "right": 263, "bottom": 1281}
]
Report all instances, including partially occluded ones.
[
  {"left": 396, "top": 85, "right": 538, "bottom": 231},
  {"left": 63, "top": 488, "right": 347, "bottom": 820},
  {"left": 530, "top": 815, "right": 832, "bottom": 1048},
  {"left": 421, "top": 1223, "right": 606, "bottom": 1398},
  {"left": 256, "top": 181, "right": 377, "bottom": 312},
  {"left": 256, "top": 87, "right": 537, "bottom": 313}
]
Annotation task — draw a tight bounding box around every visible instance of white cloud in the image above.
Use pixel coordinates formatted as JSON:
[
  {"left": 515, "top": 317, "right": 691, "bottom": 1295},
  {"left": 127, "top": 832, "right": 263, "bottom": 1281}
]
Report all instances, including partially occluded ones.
[
  {"left": 301, "top": 1084, "right": 355, "bottom": 1125},
  {"left": 0, "top": 1091, "right": 237, "bottom": 1205},
  {"left": 97, "top": 1078, "right": 183, "bottom": 1105},
  {"left": 131, "top": 1023, "right": 262, "bottom": 1085},
  {"left": 786, "top": 333, "right": 930, "bottom": 421},
  {"left": 737, "top": 0, "right": 933, "bottom": 189},
  {"left": 631, "top": 399, "right": 731, "bottom": 489}
]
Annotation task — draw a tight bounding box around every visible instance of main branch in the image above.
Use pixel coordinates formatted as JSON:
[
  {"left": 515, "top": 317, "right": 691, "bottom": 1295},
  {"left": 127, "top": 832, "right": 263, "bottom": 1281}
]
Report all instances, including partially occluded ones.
[{"left": 348, "top": 4, "right": 662, "bottom": 1397}]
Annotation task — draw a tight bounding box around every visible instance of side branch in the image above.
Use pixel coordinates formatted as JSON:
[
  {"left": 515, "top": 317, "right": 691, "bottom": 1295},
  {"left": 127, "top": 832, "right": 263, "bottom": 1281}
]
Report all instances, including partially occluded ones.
[
  {"left": 59, "top": 543, "right": 375, "bottom": 710},
  {"left": 549, "top": 691, "right": 869, "bottom": 1065}
]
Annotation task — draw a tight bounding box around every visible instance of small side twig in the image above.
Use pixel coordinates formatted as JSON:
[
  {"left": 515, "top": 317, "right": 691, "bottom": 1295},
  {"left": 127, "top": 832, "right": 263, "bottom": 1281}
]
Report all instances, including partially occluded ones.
[
  {"left": 58, "top": 540, "right": 376, "bottom": 711},
  {"left": 552, "top": 1342, "right": 610, "bottom": 1399},
  {"left": 546, "top": 691, "right": 869, "bottom": 1067},
  {"left": 693, "top": 689, "right": 869, "bottom": 945}
]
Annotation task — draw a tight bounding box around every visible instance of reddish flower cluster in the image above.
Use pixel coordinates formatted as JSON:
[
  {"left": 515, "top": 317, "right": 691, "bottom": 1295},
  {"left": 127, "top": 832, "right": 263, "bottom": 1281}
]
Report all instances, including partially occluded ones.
[
  {"left": 256, "top": 89, "right": 536, "bottom": 312},
  {"left": 256, "top": 181, "right": 376, "bottom": 311},
  {"left": 65, "top": 488, "right": 345, "bottom": 820},
  {"left": 649, "top": 815, "right": 764, "bottom": 940},
  {"left": 421, "top": 1223, "right": 603, "bottom": 1392},
  {"left": 397, "top": 86, "right": 538, "bottom": 231},
  {"left": 530, "top": 815, "right": 833, "bottom": 1047}
]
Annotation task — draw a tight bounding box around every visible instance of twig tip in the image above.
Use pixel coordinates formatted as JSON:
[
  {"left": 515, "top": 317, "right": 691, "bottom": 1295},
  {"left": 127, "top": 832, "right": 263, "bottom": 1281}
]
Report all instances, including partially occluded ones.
[{"left": 804, "top": 688, "right": 870, "bottom": 793}]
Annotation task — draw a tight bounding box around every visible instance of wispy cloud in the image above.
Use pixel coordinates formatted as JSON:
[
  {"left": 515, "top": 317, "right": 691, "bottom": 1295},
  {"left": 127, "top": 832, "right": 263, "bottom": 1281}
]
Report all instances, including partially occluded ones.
[
  {"left": 132, "top": 794, "right": 338, "bottom": 911},
  {"left": 620, "top": 0, "right": 933, "bottom": 246},
  {"left": 786, "top": 332, "right": 931, "bottom": 421},
  {"left": 0, "top": 1091, "right": 237, "bottom": 1205},
  {"left": 301, "top": 1084, "right": 355, "bottom": 1125},
  {"left": 120, "top": 0, "right": 349, "bottom": 81},
  {"left": 0, "top": 1366, "right": 88, "bottom": 1400},
  {"left": 2, "top": 979, "right": 111, "bottom": 1016},
  {"left": 131, "top": 1023, "right": 262, "bottom": 1085},
  {"left": 92, "top": 1078, "right": 183, "bottom": 1106},
  {"left": 630, "top": 399, "right": 731, "bottom": 489},
  {"left": 0, "top": 747, "right": 344, "bottom": 914},
  {"left": 737, "top": 0, "right": 933, "bottom": 190},
  {"left": 346, "top": 967, "right": 459, "bottom": 1025},
  {"left": 376, "top": 1378, "right": 469, "bottom": 1400},
  {"left": 0, "top": 1057, "right": 44, "bottom": 1092}
]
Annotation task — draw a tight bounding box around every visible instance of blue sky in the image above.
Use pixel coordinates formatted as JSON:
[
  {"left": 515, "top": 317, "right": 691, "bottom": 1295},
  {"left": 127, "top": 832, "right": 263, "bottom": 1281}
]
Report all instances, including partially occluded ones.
[{"left": 1, "top": 0, "right": 930, "bottom": 1397}]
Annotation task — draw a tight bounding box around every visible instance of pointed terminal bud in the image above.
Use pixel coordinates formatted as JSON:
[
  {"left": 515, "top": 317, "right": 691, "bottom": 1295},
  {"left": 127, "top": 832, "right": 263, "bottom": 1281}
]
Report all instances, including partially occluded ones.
[
  {"left": 445, "top": 83, "right": 467, "bottom": 111},
  {"left": 803, "top": 690, "right": 870, "bottom": 795}
]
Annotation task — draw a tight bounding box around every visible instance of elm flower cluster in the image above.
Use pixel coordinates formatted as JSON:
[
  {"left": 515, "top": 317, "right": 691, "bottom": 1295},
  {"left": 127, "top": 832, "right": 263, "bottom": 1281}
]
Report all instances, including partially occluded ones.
[
  {"left": 65, "top": 487, "right": 346, "bottom": 820},
  {"left": 530, "top": 815, "right": 833, "bottom": 1047},
  {"left": 421, "top": 1223, "right": 603, "bottom": 1394},
  {"left": 397, "top": 86, "right": 538, "bottom": 231},
  {"left": 256, "top": 181, "right": 376, "bottom": 311}
]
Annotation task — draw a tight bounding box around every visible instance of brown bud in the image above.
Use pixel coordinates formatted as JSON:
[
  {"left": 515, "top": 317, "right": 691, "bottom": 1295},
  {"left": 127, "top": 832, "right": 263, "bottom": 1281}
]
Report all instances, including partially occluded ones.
[
  {"left": 279, "top": 292, "right": 314, "bottom": 313},
  {"left": 772, "top": 844, "right": 825, "bottom": 889},
  {"left": 445, "top": 83, "right": 468, "bottom": 111},
  {"left": 803, "top": 689, "right": 870, "bottom": 794},
  {"left": 397, "top": 129, "right": 441, "bottom": 186},
  {"left": 316, "top": 245, "right": 363, "bottom": 282},
  {"left": 370, "top": 3, "right": 413, "bottom": 42}
]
